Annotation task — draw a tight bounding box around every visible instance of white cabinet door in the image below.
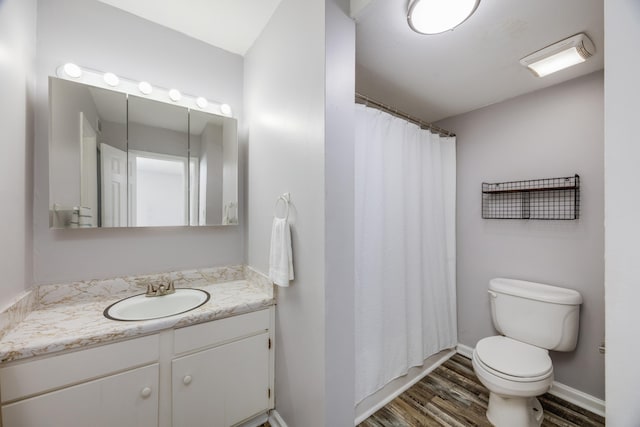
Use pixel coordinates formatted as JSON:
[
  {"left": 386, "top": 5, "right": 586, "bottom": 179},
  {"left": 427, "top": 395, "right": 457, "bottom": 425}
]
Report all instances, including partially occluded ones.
[
  {"left": 2, "top": 364, "right": 159, "bottom": 427},
  {"left": 172, "top": 332, "right": 270, "bottom": 427}
]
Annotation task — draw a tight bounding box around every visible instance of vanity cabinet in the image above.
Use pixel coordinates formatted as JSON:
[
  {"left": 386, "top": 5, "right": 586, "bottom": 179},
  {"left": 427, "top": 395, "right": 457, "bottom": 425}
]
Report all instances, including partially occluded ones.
[
  {"left": 172, "top": 308, "right": 272, "bottom": 427},
  {"left": 2, "top": 364, "right": 159, "bottom": 427},
  {"left": 173, "top": 332, "right": 270, "bottom": 426},
  {"left": 0, "top": 308, "right": 274, "bottom": 427}
]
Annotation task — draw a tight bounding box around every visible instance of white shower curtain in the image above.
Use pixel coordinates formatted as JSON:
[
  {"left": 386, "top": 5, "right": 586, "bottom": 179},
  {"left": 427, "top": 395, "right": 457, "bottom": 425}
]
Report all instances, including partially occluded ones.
[{"left": 354, "top": 104, "right": 457, "bottom": 404}]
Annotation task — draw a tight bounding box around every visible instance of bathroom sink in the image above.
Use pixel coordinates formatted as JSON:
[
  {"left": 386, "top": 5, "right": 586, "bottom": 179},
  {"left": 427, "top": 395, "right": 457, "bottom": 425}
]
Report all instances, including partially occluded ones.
[{"left": 104, "top": 288, "right": 210, "bottom": 321}]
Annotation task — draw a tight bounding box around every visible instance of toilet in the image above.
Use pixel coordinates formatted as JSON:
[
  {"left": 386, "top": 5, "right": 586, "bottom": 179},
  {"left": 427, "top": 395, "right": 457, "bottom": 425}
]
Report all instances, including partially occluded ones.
[{"left": 471, "top": 278, "right": 582, "bottom": 427}]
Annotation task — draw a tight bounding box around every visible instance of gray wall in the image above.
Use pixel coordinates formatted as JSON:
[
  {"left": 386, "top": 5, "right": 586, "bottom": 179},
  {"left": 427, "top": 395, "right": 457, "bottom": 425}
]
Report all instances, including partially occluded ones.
[
  {"left": 0, "top": 0, "right": 36, "bottom": 308},
  {"left": 245, "top": 0, "right": 327, "bottom": 424},
  {"left": 438, "top": 71, "right": 605, "bottom": 399},
  {"left": 324, "top": 0, "right": 356, "bottom": 424},
  {"left": 245, "top": 1, "right": 356, "bottom": 424},
  {"left": 34, "top": 0, "right": 245, "bottom": 283},
  {"left": 604, "top": 0, "right": 640, "bottom": 423}
]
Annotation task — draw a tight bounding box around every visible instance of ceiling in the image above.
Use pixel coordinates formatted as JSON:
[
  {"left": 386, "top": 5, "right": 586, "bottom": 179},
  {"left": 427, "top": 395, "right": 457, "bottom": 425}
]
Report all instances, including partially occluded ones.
[
  {"left": 96, "top": 0, "right": 604, "bottom": 123},
  {"left": 97, "top": 0, "right": 282, "bottom": 56},
  {"left": 355, "top": 0, "right": 604, "bottom": 122}
]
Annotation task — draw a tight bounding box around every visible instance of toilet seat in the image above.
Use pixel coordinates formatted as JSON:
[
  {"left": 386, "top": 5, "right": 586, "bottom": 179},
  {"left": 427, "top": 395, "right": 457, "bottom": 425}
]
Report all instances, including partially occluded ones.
[{"left": 475, "top": 336, "right": 553, "bottom": 382}]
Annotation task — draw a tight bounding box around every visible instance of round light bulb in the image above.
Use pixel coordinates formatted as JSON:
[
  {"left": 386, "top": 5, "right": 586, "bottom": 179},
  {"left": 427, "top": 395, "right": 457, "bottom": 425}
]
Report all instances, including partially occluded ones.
[
  {"left": 196, "top": 97, "right": 208, "bottom": 109},
  {"left": 220, "top": 104, "right": 232, "bottom": 116},
  {"left": 138, "top": 81, "right": 153, "bottom": 95},
  {"left": 169, "top": 89, "right": 182, "bottom": 102},
  {"left": 103, "top": 72, "right": 120, "bottom": 87},
  {"left": 408, "top": 0, "right": 480, "bottom": 35},
  {"left": 63, "top": 63, "right": 82, "bottom": 78}
]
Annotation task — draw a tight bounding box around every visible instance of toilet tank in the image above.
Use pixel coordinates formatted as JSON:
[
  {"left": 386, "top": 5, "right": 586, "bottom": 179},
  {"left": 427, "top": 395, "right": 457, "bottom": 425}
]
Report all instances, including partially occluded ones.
[{"left": 489, "top": 278, "right": 582, "bottom": 351}]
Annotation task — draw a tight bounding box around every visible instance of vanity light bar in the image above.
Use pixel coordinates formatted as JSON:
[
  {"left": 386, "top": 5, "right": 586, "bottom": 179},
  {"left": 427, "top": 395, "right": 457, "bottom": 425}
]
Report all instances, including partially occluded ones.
[{"left": 56, "top": 63, "right": 233, "bottom": 117}]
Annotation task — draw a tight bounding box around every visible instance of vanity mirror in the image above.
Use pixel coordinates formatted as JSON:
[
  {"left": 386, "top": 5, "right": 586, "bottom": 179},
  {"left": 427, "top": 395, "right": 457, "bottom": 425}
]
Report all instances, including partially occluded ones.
[{"left": 49, "top": 77, "right": 238, "bottom": 229}]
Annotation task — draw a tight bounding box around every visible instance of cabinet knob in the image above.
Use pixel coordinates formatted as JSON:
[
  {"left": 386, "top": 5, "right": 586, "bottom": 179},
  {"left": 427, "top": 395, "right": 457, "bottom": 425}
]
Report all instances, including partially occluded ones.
[
  {"left": 140, "top": 387, "right": 152, "bottom": 398},
  {"left": 183, "top": 375, "right": 192, "bottom": 385}
]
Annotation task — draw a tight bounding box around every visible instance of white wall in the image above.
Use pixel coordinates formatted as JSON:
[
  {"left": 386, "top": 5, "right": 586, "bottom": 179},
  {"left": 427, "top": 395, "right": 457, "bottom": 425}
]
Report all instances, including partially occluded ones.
[
  {"left": 245, "top": 0, "right": 327, "bottom": 424},
  {"left": 34, "top": 0, "right": 245, "bottom": 283},
  {"left": 438, "top": 71, "right": 605, "bottom": 399},
  {"left": 604, "top": 0, "right": 640, "bottom": 424},
  {"left": 0, "top": 0, "right": 36, "bottom": 307}
]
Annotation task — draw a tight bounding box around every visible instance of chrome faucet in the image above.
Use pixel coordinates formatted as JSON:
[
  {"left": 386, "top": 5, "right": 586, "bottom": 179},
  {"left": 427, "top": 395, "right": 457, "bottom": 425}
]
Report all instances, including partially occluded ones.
[{"left": 145, "top": 280, "right": 176, "bottom": 297}]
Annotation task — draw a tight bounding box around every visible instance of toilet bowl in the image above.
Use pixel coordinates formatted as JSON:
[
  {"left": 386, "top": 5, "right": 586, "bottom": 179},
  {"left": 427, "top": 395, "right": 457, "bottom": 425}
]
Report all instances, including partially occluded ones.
[
  {"left": 472, "top": 336, "right": 553, "bottom": 427},
  {"left": 472, "top": 278, "right": 582, "bottom": 427}
]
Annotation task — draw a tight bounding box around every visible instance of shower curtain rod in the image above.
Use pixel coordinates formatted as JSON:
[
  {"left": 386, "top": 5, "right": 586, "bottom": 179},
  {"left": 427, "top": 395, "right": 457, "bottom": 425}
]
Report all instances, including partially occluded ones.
[{"left": 355, "top": 92, "right": 455, "bottom": 138}]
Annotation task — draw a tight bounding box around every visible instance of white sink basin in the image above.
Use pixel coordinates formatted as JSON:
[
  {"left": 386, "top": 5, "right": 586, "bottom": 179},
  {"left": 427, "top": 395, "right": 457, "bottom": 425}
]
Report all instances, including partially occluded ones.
[{"left": 104, "top": 289, "right": 210, "bottom": 321}]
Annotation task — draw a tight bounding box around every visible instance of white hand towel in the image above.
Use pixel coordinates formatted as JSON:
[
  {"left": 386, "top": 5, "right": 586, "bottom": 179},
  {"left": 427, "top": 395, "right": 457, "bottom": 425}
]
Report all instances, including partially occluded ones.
[{"left": 269, "top": 217, "right": 294, "bottom": 287}]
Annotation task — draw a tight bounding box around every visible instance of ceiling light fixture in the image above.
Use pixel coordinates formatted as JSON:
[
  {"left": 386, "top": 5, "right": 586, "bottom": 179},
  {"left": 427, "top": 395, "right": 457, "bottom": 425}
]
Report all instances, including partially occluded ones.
[
  {"left": 408, "top": 0, "right": 480, "bottom": 35},
  {"left": 520, "top": 33, "right": 595, "bottom": 78}
]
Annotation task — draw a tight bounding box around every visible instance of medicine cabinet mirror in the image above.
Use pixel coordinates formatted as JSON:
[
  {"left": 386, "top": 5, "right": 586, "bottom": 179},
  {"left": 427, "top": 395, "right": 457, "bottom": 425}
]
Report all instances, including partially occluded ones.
[{"left": 49, "top": 77, "right": 238, "bottom": 229}]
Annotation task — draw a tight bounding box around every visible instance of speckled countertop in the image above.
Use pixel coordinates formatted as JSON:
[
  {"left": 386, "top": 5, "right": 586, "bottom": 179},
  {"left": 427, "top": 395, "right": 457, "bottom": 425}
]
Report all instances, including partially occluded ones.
[{"left": 0, "top": 265, "right": 274, "bottom": 364}]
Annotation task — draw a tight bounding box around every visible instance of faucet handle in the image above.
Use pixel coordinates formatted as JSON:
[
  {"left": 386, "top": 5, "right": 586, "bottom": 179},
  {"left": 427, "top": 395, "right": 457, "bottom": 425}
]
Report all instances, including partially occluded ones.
[{"left": 167, "top": 280, "right": 175, "bottom": 293}]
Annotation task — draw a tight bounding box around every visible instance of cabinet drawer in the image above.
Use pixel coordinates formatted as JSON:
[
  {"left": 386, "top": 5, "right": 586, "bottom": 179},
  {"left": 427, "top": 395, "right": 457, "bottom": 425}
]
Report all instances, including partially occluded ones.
[
  {"left": 0, "top": 334, "right": 159, "bottom": 403},
  {"left": 174, "top": 309, "right": 270, "bottom": 354}
]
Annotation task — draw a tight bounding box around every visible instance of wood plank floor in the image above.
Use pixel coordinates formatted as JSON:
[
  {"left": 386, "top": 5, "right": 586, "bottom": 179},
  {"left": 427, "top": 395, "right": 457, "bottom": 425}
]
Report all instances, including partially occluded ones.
[{"left": 358, "top": 354, "right": 605, "bottom": 427}]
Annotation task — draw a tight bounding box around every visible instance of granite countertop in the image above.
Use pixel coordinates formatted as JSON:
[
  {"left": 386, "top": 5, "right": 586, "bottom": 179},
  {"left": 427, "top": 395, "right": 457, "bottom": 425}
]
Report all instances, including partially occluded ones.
[{"left": 0, "top": 266, "right": 274, "bottom": 364}]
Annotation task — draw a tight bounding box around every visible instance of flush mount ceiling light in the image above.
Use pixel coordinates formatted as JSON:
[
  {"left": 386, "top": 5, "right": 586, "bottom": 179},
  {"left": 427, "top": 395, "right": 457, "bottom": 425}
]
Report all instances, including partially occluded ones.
[
  {"left": 408, "top": 0, "right": 480, "bottom": 35},
  {"left": 520, "top": 33, "right": 595, "bottom": 78}
]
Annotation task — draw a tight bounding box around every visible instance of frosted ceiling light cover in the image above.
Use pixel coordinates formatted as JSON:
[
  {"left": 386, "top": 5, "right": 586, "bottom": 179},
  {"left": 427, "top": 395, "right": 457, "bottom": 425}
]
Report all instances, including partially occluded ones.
[
  {"left": 103, "top": 72, "right": 120, "bottom": 87},
  {"left": 168, "top": 89, "right": 182, "bottom": 102},
  {"left": 138, "top": 81, "right": 153, "bottom": 95},
  {"left": 527, "top": 48, "right": 585, "bottom": 77},
  {"left": 220, "top": 104, "right": 232, "bottom": 116},
  {"left": 520, "top": 33, "right": 595, "bottom": 78},
  {"left": 63, "top": 63, "right": 82, "bottom": 78},
  {"left": 196, "top": 97, "right": 208, "bottom": 108},
  {"left": 408, "top": 0, "right": 480, "bottom": 35}
]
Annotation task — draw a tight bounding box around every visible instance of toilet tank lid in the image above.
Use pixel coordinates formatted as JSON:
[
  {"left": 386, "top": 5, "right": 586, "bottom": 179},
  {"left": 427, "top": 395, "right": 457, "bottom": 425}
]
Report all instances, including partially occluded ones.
[{"left": 489, "top": 278, "right": 582, "bottom": 305}]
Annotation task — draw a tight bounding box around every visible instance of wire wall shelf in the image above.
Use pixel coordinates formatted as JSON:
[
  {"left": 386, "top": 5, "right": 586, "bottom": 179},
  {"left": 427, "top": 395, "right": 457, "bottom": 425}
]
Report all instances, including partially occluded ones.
[{"left": 482, "top": 175, "right": 580, "bottom": 220}]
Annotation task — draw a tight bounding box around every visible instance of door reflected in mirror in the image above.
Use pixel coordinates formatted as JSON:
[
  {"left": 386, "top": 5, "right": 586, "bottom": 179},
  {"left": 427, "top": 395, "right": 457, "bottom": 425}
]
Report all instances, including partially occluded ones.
[
  {"left": 128, "top": 96, "right": 189, "bottom": 227},
  {"left": 50, "top": 78, "right": 127, "bottom": 228},
  {"left": 49, "top": 77, "right": 239, "bottom": 229}
]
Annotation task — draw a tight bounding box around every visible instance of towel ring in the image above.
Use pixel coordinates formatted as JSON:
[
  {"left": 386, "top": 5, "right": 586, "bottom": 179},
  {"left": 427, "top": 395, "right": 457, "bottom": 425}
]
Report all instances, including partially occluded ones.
[{"left": 274, "top": 193, "right": 290, "bottom": 220}]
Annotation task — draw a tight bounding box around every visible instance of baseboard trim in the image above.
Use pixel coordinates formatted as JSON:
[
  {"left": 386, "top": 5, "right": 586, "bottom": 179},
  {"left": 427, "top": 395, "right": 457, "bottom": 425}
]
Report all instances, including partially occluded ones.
[
  {"left": 354, "top": 348, "right": 456, "bottom": 425},
  {"left": 548, "top": 381, "right": 605, "bottom": 418},
  {"left": 456, "top": 343, "right": 474, "bottom": 359},
  {"left": 456, "top": 343, "right": 605, "bottom": 417},
  {"left": 268, "top": 409, "right": 288, "bottom": 427}
]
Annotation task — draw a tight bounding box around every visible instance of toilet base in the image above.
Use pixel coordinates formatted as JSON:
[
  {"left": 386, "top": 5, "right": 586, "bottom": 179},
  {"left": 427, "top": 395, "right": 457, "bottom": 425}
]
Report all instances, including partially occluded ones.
[{"left": 486, "top": 393, "right": 544, "bottom": 427}]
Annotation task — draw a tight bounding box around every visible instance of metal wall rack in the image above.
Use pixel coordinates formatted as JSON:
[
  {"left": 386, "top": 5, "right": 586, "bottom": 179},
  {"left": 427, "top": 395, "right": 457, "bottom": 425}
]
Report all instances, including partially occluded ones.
[{"left": 482, "top": 175, "right": 580, "bottom": 220}]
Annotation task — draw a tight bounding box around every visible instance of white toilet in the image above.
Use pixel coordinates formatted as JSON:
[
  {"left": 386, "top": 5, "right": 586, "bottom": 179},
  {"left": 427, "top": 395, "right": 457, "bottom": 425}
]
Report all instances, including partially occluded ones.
[{"left": 472, "top": 278, "right": 582, "bottom": 427}]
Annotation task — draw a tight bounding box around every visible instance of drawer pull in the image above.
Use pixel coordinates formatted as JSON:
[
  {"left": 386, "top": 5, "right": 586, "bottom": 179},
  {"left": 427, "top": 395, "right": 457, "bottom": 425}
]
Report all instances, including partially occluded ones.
[
  {"left": 183, "top": 375, "right": 192, "bottom": 385},
  {"left": 140, "top": 387, "right": 152, "bottom": 398}
]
